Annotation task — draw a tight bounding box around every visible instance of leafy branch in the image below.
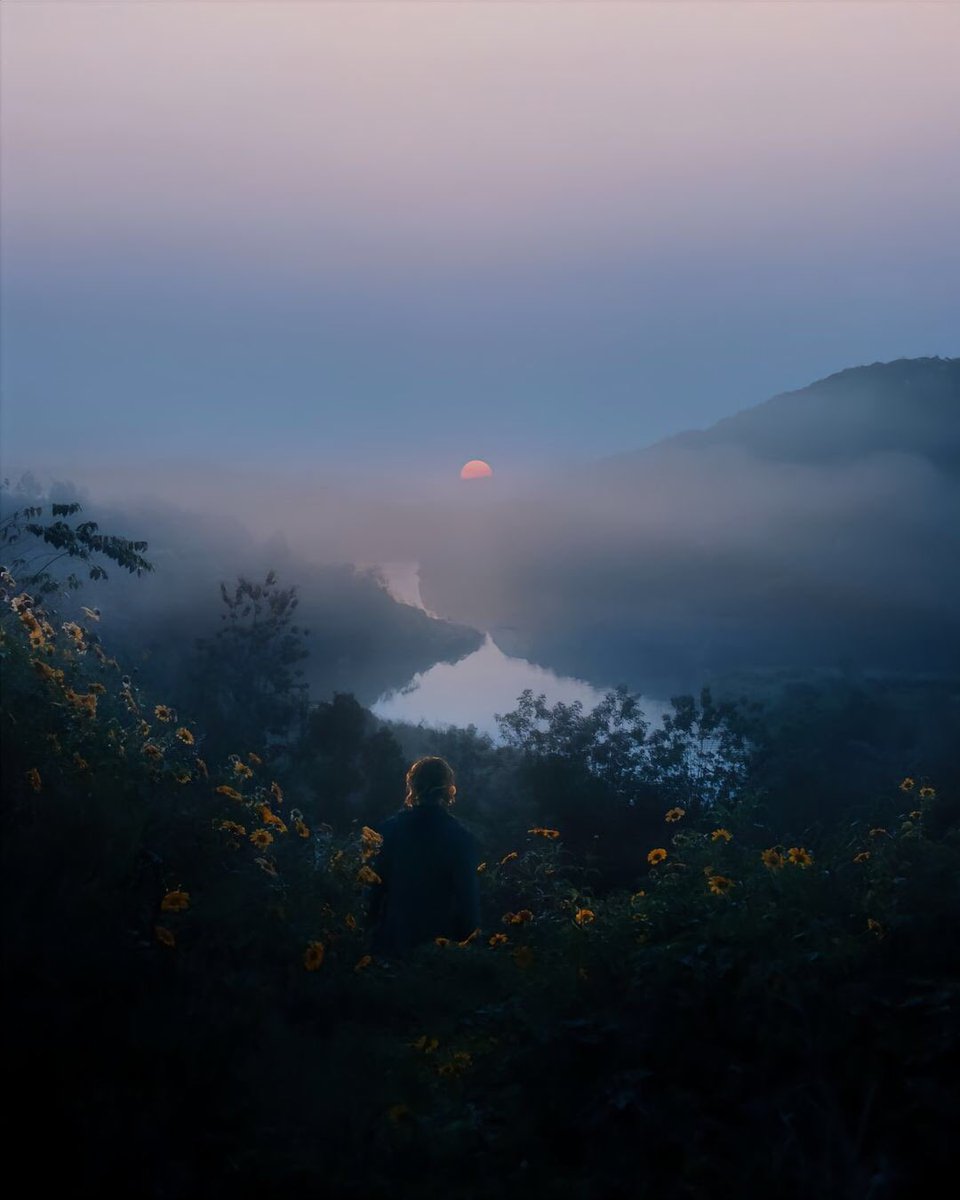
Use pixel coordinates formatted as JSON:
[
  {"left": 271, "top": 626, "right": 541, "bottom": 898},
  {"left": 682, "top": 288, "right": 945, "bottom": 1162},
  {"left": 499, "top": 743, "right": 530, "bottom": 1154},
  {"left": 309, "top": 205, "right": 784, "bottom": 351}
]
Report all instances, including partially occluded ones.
[{"left": 0, "top": 501, "right": 153, "bottom": 595}]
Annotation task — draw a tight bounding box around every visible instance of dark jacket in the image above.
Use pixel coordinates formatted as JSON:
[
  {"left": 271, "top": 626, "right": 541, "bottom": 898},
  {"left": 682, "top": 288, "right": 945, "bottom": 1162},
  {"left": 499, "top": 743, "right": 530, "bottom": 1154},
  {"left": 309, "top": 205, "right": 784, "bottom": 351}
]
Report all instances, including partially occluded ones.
[{"left": 367, "top": 805, "right": 481, "bottom": 958}]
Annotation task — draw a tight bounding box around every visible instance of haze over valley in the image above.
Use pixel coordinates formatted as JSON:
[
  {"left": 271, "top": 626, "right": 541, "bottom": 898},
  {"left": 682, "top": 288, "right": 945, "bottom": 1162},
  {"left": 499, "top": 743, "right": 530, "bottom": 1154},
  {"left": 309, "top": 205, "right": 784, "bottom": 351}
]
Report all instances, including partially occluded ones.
[{"left": 5, "top": 357, "right": 957, "bottom": 730}]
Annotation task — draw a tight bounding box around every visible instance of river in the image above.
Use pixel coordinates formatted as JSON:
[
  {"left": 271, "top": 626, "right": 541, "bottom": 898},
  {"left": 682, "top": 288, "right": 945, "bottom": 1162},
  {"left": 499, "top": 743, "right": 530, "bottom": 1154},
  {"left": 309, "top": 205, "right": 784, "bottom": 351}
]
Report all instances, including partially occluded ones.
[{"left": 370, "top": 563, "right": 665, "bottom": 738}]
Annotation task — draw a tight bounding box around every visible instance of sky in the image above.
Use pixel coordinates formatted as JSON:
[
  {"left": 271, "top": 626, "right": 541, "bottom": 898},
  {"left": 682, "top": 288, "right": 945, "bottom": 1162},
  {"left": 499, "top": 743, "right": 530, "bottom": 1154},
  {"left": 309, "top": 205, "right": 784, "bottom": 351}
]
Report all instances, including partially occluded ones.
[{"left": 2, "top": 0, "right": 959, "bottom": 494}]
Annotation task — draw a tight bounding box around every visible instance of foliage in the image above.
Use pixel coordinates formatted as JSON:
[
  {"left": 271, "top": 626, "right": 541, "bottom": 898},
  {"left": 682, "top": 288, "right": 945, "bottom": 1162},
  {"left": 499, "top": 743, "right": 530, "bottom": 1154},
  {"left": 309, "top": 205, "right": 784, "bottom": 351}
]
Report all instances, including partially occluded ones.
[
  {"left": 735, "top": 672, "right": 960, "bottom": 838},
  {"left": 0, "top": 493, "right": 153, "bottom": 595},
  {"left": 497, "top": 686, "right": 650, "bottom": 791},
  {"left": 1, "top": 553, "right": 957, "bottom": 1199},
  {"left": 493, "top": 686, "right": 755, "bottom": 888},
  {"left": 643, "top": 687, "right": 754, "bottom": 814},
  {"left": 290, "top": 691, "right": 407, "bottom": 829},
  {"left": 189, "top": 571, "right": 309, "bottom": 761}
]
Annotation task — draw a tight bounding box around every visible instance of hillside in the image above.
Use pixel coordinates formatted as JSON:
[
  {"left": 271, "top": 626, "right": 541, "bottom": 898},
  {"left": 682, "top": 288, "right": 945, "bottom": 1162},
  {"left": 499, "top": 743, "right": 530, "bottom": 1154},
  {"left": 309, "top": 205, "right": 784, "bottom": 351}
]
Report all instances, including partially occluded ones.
[
  {"left": 618, "top": 356, "right": 959, "bottom": 473},
  {"left": 0, "top": 488, "right": 484, "bottom": 710},
  {"left": 420, "top": 357, "right": 960, "bottom": 692}
]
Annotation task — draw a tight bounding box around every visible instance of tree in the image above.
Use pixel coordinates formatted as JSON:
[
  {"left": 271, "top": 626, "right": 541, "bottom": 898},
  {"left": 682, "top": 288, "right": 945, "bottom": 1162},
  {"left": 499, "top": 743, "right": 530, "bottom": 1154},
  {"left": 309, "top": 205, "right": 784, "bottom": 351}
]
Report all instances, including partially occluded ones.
[
  {"left": 496, "top": 687, "right": 655, "bottom": 884},
  {"left": 496, "top": 685, "right": 752, "bottom": 887},
  {"left": 290, "top": 693, "right": 406, "bottom": 830},
  {"left": 644, "top": 687, "right": 753, "bottom": 818},
  {"left": 0, "top": 495, "right": 153, "bottom": 595},
  {"left": 190, "top": 572, "right": 309, "bottom": 761}
]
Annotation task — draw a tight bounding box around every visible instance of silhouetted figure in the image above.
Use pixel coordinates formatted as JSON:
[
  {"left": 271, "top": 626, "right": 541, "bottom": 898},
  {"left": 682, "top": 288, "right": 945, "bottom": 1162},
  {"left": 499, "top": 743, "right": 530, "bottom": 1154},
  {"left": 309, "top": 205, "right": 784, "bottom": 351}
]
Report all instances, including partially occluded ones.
[{"left": 367, "top": 757, "right": 481, "bottom": 958}]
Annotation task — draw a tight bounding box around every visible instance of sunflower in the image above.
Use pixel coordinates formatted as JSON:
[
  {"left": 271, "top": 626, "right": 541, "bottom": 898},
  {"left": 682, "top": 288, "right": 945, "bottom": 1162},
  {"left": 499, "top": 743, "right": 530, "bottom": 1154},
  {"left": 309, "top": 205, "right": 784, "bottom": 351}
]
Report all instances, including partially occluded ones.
[
  {"left": 647, "top": 848, "right": 668, "bottom": 866},
  {"left": 259, "top": 806, "right": 288, "bottom": 834},
  {"left": 502, "top": 909, "right": 533, "bottom": 926},
  {"left": 304, "top": 941, "right": 325, "bottom": 971}
]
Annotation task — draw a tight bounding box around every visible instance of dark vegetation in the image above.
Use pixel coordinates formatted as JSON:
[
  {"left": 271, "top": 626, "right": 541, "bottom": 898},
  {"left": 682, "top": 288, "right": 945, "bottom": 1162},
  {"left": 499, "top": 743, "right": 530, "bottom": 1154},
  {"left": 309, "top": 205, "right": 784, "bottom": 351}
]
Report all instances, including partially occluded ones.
[
  {"left": 6, "top": 472, "right": 484, "bottom": 711},
  {"left": 2, "top": 499, "right": 958, "bottom": 1199}
]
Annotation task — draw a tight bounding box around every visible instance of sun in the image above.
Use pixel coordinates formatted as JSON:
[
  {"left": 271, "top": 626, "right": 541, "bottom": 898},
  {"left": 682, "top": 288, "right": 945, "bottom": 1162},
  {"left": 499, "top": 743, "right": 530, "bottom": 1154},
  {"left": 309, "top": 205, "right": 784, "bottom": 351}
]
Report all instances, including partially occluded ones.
[{"left": 460, "top": 459, "right": 493, "bottom": 480}]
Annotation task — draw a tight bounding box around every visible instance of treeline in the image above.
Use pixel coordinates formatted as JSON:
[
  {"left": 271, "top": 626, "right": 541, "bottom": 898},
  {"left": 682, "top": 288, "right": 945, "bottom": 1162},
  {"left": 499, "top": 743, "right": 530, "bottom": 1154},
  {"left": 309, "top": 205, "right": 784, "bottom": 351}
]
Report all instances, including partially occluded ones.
[{"left": 0, "top": 476, "right": 483, "bottom": 713}]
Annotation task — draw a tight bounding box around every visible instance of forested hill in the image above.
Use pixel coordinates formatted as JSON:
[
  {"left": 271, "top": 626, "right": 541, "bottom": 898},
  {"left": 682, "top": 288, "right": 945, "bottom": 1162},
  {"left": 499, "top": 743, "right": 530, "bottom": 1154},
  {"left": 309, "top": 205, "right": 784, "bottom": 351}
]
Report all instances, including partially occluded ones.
[
  {"left": 0, "top": 488, "right": 483, "bottom": 710},
  {"left": 612, "top": 356, "right": 960, "bottom": 474},
  {"left": 419, "top": 357, "right": 960, "bottom": 692}
]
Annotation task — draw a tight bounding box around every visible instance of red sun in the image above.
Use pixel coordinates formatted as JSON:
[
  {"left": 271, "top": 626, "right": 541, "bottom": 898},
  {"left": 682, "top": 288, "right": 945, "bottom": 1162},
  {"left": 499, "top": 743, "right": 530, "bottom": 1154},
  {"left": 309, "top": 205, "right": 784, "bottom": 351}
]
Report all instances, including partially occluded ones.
[{"left": 460, "top": 459, "right": 493, "bottom": 480}]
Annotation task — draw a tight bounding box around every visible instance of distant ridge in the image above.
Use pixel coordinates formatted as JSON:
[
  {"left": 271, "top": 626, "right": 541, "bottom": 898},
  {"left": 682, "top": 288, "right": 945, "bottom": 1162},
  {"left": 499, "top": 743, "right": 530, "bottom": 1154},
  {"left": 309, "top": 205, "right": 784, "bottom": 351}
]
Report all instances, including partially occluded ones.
[
  {"left": 610, "top": 357, "right": 960, "bottom": 474},
  {"left": 422, "top": 355, "right": 960, "bottom": 690}
]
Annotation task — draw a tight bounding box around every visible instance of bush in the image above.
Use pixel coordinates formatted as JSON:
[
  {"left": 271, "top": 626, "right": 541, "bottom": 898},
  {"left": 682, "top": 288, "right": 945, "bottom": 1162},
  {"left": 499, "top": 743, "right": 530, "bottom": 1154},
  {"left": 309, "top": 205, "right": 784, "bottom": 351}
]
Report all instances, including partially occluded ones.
[{"left": 1, "top": 554, "right": 957, "bottom": 1198}]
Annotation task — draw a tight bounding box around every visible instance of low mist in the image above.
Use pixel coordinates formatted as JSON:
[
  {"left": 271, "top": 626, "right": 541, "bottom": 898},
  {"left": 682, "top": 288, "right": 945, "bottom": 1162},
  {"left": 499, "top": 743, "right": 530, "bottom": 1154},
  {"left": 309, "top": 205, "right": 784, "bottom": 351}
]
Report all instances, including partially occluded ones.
[{"left": 6, "top": 359, "right": 959, "bottom": 704}]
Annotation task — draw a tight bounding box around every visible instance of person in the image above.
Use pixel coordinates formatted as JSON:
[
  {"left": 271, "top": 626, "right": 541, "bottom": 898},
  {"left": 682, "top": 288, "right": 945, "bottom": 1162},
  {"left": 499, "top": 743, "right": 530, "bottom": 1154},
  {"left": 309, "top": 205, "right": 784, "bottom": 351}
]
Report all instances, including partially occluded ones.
[{"left": 366, "top": 756, "right": 481, "bottom": 959}]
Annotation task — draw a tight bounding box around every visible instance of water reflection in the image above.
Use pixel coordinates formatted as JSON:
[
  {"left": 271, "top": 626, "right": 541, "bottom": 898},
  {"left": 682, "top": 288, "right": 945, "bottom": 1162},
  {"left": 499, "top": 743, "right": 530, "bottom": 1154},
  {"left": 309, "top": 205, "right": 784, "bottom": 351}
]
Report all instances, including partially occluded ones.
[
  {"left": 373, "top": 633, "right": 607, "bottom": 737},
  {"left": 370, "top": 560, "right": 667, "bottom": 738}
]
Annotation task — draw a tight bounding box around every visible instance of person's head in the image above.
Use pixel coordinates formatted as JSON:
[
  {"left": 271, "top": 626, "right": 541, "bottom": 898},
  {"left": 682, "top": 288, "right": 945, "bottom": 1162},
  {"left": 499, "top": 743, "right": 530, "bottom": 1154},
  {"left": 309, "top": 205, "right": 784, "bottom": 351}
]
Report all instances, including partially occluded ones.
[{"left": 404, "top": 756, "right": 456, "bottom": 808}]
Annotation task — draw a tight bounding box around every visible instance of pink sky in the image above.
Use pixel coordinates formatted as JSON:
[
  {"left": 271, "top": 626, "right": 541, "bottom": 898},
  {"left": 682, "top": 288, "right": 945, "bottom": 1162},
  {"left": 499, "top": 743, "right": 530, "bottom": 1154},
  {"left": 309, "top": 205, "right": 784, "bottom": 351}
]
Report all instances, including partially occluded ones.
[
  {"left": 6, "top": 2, "right": 958, "bottom": 271},
  {"left": 2, "top": 2, "right": 958, "bottom": 481}
]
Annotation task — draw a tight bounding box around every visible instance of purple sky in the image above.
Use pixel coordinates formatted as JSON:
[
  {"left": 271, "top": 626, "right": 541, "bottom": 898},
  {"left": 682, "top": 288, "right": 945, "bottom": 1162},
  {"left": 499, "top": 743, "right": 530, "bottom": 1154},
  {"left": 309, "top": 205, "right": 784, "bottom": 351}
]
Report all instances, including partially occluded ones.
[{"left": 2, "top": 1, "right": 958, "bottom": 493}]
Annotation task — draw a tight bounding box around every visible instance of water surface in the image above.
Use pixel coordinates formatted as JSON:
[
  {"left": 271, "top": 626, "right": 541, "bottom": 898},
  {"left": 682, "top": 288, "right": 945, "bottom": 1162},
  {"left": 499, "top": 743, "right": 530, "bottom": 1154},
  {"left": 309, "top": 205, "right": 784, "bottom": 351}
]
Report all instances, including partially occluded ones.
[{"left": 370, "top": 562, "right": 665, "bottom": 738}]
